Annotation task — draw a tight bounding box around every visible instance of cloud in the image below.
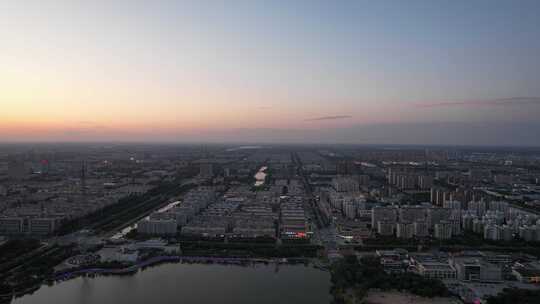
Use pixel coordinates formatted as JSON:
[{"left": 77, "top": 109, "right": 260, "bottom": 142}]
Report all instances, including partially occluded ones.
[
  {"left": 416, "top": 97, "right": 540, "bottom": 108},
  {"left": 305, "top": 115, "right": 352, "bottom": 121}
]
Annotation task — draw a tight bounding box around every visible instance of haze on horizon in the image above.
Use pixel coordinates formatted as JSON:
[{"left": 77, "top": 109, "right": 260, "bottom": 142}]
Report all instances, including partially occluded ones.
[{"left": 1, "top": 0, "right": 540, "bottom": 146}]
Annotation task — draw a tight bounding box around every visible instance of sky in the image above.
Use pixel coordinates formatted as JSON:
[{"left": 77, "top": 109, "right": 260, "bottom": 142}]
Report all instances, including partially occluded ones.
[{"left": 1, "top": 0, "right": 540, "bottom": 145}]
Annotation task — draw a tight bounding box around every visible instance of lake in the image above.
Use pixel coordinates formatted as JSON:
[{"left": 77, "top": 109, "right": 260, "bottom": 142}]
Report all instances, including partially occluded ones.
[{"left": 12, "top": 264, "right": 331, "bottom": 304}]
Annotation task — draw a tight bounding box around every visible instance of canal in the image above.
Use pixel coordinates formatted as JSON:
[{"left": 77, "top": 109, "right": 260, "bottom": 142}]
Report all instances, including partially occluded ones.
[{"left": 110, "top": 200, "right": 182, "bottom": 240}]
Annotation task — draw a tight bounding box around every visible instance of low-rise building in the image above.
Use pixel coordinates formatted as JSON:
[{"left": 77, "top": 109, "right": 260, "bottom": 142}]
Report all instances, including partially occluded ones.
[
  {"left": 417, "top": 262, "right": 457, "bottom": 279},
  {"left": 28, "top": 218, "right": 58, "bottom": 235},
  {"left": 452, "top": 258, "right": 503, "bottom": 282},
  {"left": 0, "top": 217, "right": 24, "bottom": 234},
  {"left": 513, "top": 266, "right": 540, "bottom": 283},
  {"left": 138, "top": 218, "right": 177, "bottom": 235}
]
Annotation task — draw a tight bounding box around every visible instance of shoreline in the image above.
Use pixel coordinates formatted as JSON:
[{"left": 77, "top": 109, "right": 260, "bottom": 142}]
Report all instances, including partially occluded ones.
[
  {"left": 55, "top": 256, "right": 326, "bottom": 280},
  {"left": 5, "top": 256, "right": 328, "bottom": 302}
]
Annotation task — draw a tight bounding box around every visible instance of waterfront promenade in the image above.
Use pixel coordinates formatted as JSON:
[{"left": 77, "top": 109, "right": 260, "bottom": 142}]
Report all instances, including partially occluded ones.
[{"left": 54, "top": 256, "right": 299, "bottom": 281}]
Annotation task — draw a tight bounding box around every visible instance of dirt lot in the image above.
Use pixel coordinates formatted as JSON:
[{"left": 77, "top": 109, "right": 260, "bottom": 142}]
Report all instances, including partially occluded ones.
[{"left": 365, "top": 291, "right": 457, "bottom": 304}]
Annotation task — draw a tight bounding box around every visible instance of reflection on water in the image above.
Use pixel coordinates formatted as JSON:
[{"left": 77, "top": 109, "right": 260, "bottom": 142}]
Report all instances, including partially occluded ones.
[{"left": 12, "top": 264, "right": 330, "bottom": 304}]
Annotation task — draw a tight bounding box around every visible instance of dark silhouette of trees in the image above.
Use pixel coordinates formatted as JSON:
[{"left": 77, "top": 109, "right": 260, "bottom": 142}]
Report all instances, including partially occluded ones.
[
  {"left": 330, "top": 255, "right": 449, "bottom": 303},
  {"left": 486, "top": 288, "right": 540, "bottom": 304}
]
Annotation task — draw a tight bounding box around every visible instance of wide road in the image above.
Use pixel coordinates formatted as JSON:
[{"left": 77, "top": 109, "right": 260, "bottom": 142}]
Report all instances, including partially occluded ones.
[{"left": 291, "top": 152, "right": 338, "bottom": 253}]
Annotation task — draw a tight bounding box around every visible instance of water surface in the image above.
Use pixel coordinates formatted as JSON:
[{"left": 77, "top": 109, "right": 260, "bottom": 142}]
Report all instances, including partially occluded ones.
[{"left": 13, "top": 264, "right": 330, "bottom": 304}]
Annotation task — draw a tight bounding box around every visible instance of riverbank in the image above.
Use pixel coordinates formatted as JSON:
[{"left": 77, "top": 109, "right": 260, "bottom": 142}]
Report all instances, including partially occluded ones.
[
  {"left": 3, "top": 255, "right": 327, "bottom": 303},
  {"left": 54, "top": 255, "right": 323, "bottom": 281}
]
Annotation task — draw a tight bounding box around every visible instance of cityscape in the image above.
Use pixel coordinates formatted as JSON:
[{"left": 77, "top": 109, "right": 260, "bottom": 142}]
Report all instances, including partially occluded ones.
[
  {"left": 1, "top": 144, "right": 540, "bottom": 303},
  {"left": 2, "top": 1, "right": 540, "bottom": 304}
]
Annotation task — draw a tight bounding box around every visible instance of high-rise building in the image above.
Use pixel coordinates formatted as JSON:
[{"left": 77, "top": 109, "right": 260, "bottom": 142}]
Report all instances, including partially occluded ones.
[
  {"left": 418, "top": 175, "right": 434, "bottom": 190},
  {"left": 332, "top": 176, "right": 359, "bottom": 193},
  {"left": 484, "top": 224, "right": 500, "bottom": 241},
  {"left": 462, "top": 213, "right": 477, "bottom": 231},
  {"left": 342, "top": 199, "right": 358, "bottom": 219},
  {"left": 357, "top": 174, "right": 370, "bottom": 186},
  {"left": 430, "top": 188, "right": 451, "bottom": 206},
  {"left": 396, "top": 222, "right": 414, "bottom": 239},
  {"left": 473, "top": 219, "right": 485, "bottom": 234},
  {"left": 469, "top": 200, "right": 487, "bottom": 216},
  {"left": 427, "top": 207, "right": 452, "bottom": 228},
  {"left": 413, "top": 221, "right": 429, "bottom": 237},
  {"left": 451, "top": 219, "right": 462, "bottom": 236},
  {"left": 443, "top": 200, "right": 462, "bottom": 210},
  {"left": 372, "top": 206, "right": 397, "bottom": 228},
  {"left": 377, "top": 221, "right": 395, "bottom": 236},
  {"left": 399, "top": 206, "right": 427, "bottom": 223},
  {"left": 397, "top": 175, "right": 417, "bottom": 190},
  {"left": 199, "top": 163, "right": 214, "bottom": 178},
  {"left": 489, "top": 201, "right": 509, "bottom": 215},
  {"left": 434, "top": 221, "right": 453, "bottom": 240}
]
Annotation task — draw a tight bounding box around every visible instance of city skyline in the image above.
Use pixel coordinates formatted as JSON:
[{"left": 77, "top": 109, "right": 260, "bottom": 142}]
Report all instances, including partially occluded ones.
[
  {"left": 2, "top": 1, "right": 540, "bottom": 145},
  {"left": 3, "top": 3, "right": 540, "bottom": 303}
]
